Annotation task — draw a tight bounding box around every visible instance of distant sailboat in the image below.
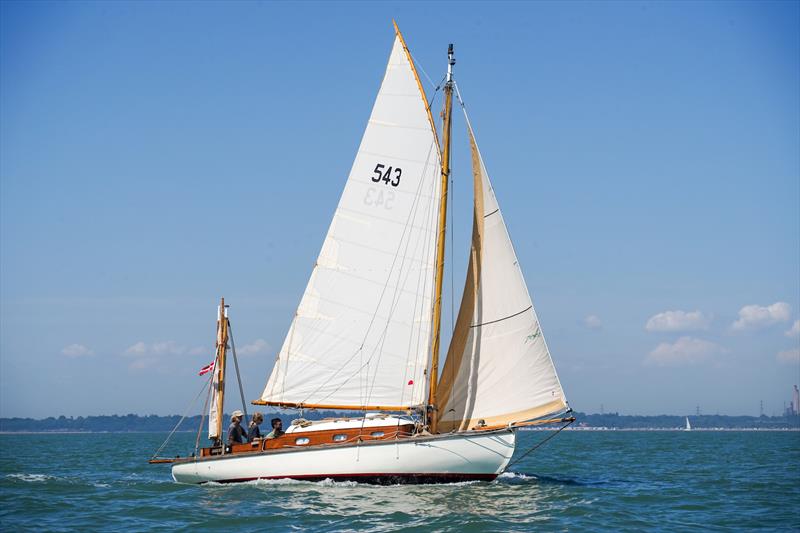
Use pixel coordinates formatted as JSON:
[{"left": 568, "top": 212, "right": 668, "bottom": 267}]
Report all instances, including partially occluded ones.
[
  {"left": 685, "top": 417, "right": 692, "bottom": 431},
  {"left": 155, "top": 22, "right": 573, "bottom": 484}
]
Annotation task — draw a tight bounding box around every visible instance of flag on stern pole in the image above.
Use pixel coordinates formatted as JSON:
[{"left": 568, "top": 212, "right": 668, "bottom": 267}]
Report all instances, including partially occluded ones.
[{"left": 198, "top": 361, "right": 215, "bottom": 376}]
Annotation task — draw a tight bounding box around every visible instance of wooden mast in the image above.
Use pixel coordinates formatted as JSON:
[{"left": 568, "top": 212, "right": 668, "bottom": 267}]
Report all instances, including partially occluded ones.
[
  {"left": 428, "top": 44, "right": 455, "bottom": 434},
  {"left": 214, "top": 297, "right": 229, "bottom": 441}
]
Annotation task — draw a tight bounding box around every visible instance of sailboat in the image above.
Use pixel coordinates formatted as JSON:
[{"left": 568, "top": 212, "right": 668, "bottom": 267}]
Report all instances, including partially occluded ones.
[
  {"left": 685, "top": 417, "right": 692, "bottom": 431},
  {"left": 163, "top": 22, "right": 572, "bottom": 484}
]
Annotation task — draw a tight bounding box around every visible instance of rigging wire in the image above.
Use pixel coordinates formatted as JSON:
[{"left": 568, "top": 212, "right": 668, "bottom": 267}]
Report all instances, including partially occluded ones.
[
  {"left": 194, "top": 372, "right": 213, "bottom": 455},
  {"left": 505, "top": 417, "right": 575, "bottom": 471},
  {"left": 408, "top": 50, "right": 439, "bottom": 93},
  {"left": 449, "top": 142, "right": 455, "bottom": 334},
  {"left": 227, "top": 321, "right": 249, "bottom": 426},
  {"left": 150, "top": 373, "right": 213, "bottom": 460},
  {"left": 307, "top": 139, "right": 439, "bottom": 407}
]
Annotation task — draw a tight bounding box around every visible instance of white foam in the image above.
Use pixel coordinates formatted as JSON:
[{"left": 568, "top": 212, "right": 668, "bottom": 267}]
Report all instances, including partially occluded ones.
[
  {"left": 7, "top": 473, "right": 55, "bottom": 483},
  {"left": 497, "top": 471, "right": 536, "bottom": 480}
]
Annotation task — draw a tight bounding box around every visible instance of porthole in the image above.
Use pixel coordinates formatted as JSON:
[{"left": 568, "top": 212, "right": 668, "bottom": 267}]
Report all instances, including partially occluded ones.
[
  {"left": 295, "top": 437, "right": 310, "bottom": 445},
  {"left": 332, "top": 434, "right": 347, "bottom": 442},
  {"left": 370, "top": 431, "right": 385, "bottom": 438}
]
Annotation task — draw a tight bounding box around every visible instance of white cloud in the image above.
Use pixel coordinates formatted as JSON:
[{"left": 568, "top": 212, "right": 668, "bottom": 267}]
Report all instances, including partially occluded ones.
[
  {"left": 645, "top": 310, "right": 710, "bottom": 332},
  {"left": 645, "top": 336, "right": 723, "bottom": 366},
  {"left": 237, "top": 339, "right": 269, "bottom": 356},
  {"left": 777, "top": 348, "right": 800, "bottom": 365},
  {"left": 124, "top": 340, "right": 186, "bottom": 357},
  {"left": 731, "top": 302, "right": 791, "bottom": 331},
  {"left": 188, "top": 346, "right": 208, "bottom": 356},
  {"left": 124, "top": 342, "right": 148, "bottom": 356},
  {"left": 583, "top": 315, "right": 602, "bottom": 329},
  {"left": 785, "top": 320, "right": 800, "bottom": 338},
  {"left": 129, "top": 357, "right": 157, "bottom": 370},
  {"left": 61, "top": 344, "right": 94, "bottom": 358}
]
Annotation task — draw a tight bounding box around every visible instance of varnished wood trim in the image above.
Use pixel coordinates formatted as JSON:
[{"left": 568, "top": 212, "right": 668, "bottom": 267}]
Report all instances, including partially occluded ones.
[{"left": 202, "top": 423, "right": 415, "bottom": 457}]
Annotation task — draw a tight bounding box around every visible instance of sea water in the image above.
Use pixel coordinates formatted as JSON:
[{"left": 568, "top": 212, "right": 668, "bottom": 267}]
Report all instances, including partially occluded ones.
[{"left": 1, "top": 431, "right": 798, "bottom": 531}]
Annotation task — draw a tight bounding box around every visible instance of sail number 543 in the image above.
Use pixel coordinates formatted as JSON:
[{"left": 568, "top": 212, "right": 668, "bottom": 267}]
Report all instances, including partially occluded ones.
[{"left": 371, "top": 163, "right": 401, "bottom": 187}]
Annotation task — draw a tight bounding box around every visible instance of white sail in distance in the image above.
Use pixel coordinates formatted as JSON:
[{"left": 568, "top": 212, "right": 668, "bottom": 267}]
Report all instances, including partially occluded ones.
[
  {"left": 259, "top": 31, "right": 442, "bottom": 409},
  {"left": 436, "top": 110, "right": 568, "bottom": 432}
]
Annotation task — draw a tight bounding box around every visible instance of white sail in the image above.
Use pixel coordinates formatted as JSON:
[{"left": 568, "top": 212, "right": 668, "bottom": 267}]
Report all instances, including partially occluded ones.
[
  {"left": 259, "top": 33, "right": 441, "bottom": 409},
  {"left": 208, "top": 359, "right": 221, "bottom": 440},
  {"left": 436, "top": 115, "right": 568, "bottom": 432},
  {"left": 208, "top": 305, "right": 227, "bottom": 441},
  {"left": 685, "top": 417, "right": 691, "bottom": 431}
]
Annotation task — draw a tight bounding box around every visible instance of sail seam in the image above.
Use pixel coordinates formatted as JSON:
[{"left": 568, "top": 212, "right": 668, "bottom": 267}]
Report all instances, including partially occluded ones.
[
  {"left": 470, "top": 305, "right": 532, "bottom": 329},
  {"left": 484, "top": 208, "right": 499, "bottom": 218}
]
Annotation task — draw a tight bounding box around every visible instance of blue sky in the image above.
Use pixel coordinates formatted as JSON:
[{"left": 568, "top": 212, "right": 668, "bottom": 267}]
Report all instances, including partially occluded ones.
[{"left": 1, "top": 1, "right": 798, "bottom": 418}]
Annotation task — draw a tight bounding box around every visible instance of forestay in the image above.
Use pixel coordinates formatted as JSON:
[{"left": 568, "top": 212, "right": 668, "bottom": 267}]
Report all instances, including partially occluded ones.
[
  {"left": 259, "top": 33, "right": 441, "bottom": 409},
  {"left": 436, "top": 115, "right": 568, "bottom": 432}
]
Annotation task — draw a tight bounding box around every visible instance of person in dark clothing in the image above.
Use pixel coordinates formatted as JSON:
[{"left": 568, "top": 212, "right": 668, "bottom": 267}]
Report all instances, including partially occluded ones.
[
  {"left": 227, "top": 410, "right": 247, "bottom": 446},
  {"left": 265, "top": 417, "right": 284, "bottom": 439},
  {"left": 248, "top": 412, "right": 264, "bottom": 441}
]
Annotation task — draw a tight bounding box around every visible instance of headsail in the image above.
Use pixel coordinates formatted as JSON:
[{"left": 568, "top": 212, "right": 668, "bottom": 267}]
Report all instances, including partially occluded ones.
[
  {"left": 436, "top": 112, "right": 568, "bottom": 432},
  {"left": 258, "top": 28, "right": 442, "bottom": 410}
]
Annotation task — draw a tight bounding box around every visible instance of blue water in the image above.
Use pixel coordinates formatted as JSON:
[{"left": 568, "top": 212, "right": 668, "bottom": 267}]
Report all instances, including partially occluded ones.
[{"left": 1, "top": 431, "right": 798, "bottom": 531}]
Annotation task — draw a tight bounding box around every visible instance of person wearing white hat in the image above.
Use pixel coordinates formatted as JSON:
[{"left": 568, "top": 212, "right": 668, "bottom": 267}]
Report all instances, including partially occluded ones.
[{"left": 226, "top": 410, "right": 247, "bottom": 447}]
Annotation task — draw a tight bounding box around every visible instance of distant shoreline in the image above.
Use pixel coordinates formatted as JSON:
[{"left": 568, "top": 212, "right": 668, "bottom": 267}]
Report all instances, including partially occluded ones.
[
  {"left": 2, "top": 411, "right": 798, "bottom": 433},
  {"left": 2, "top": 428, "right": 798, "bottom": 435}
]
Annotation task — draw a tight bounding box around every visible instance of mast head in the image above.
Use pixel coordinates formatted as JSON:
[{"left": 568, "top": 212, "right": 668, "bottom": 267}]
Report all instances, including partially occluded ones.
[{"left": 447, "top": 43, "right": 455, "bottom": 83}]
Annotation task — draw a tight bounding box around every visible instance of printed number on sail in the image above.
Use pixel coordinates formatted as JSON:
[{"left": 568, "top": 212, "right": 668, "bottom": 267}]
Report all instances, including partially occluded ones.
[
  {"left": 364, "top": 188, "right": 394, "bottom": 209},
  {"left": 371, "top": 163, "right": 401, "bottom": 186}
]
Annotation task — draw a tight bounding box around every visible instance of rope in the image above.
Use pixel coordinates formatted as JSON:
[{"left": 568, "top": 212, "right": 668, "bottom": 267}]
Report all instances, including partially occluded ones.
[
  {"left": 227, "top": 321, "right": 249, "bottom": 425},
  {"left": 195, "top": 372, "right": 213, "bottom": 455},
  {"left": 505, "top": 417, "right": 575, "bottom": 471},
  {"left": 150, "top": 373, "right": 213, "bottom": 460},
  {"left": 308, "top": 139, "right": 439, "bottom": 406}
]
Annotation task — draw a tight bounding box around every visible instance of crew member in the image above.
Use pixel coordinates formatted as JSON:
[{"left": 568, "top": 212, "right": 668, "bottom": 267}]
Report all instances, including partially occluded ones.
[
  {"left": 227, "top": 410, "right": 247, "bottom": 446},
  {"left": 248, "top": 412, "right": 264, "bottom": 441},
  {"left": 265, "top": 417, "right": 284, "bottom": 439}
]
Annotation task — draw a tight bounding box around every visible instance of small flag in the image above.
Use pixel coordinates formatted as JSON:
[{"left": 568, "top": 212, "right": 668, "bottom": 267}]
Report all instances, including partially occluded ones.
[
  {"left": 407, "top": 379, "right": 414, "bottom": 385},
  {"left": 198, "top": 361, "right": 215, "bottom": 376}
]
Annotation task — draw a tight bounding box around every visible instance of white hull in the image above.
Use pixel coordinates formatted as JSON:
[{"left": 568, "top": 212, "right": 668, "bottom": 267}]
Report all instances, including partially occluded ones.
[{"left": 172, "top": 429, "right": 516, "bottom": 484}]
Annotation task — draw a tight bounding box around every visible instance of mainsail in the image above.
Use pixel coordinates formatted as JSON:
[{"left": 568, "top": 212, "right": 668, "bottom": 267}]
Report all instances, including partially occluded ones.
[
  {"left": 436, "top": 113, "right": 568, "bottom": 432},
  {"left": 208, "top": 303, "right": 228, "bottom": 441},
  {"left": 258, "top": 31, "right": 442, "bottom": 409}
]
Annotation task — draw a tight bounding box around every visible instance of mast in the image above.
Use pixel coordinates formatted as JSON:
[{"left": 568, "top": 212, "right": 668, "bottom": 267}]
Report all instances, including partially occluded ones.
[
  {"left": 213, "top": 297, "right": 229, "bottom": 441},
  {"left": 428, "top": 43, "right": 455, "bottom": 433}
]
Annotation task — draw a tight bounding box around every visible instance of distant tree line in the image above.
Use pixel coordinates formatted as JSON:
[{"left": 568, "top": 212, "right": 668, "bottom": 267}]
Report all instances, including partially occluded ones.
[
  {"left": 570, "top": 411, "right": 799, "bottom": 429},
  {"left": 1, "top": 411, "right": 797, "bottom": 432},
  {"left": 0, "top": 410, "right": 347, "bottom": 433}
]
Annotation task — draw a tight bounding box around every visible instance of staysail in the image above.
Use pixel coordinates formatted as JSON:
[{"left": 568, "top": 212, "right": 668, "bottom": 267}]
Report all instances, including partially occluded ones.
[
  {"left": 436, "top": 112, "right": 568, "bottom": 432},
  {"left": 258, "top": 29, "right": 442, "bottom": 409}
]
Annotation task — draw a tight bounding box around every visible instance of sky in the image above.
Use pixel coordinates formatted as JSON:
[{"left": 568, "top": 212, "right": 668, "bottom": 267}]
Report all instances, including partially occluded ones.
[{"left": 1, "top": 1, "right": 798, "bottom": 418}]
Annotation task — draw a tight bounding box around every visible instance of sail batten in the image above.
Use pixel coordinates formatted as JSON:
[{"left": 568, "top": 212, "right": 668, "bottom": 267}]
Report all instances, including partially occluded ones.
[{"left": 258, "top": 34, "right": 441, "bottom": 409}]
